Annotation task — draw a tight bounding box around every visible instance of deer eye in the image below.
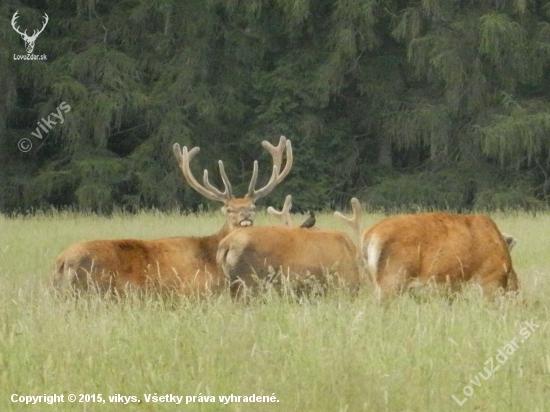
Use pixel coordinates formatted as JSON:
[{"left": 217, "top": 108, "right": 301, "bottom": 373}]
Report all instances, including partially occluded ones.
[{"left": 226, "top": 208, "right": 233, "bottom": 213}]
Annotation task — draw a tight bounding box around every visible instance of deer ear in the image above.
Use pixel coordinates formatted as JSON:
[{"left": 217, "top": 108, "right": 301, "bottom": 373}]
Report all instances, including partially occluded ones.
[{"left": 221, "top": 205, "right": 228, "bottom": 215}]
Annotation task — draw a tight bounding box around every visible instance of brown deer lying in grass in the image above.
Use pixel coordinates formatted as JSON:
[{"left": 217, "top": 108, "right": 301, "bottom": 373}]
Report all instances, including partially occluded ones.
[
  {"left": 361, "top": 212, "right": 519, "bottom": 302},
  {"left": 52, "top": 136, "right": 293, "bottom": 296},
  {"left": 217, "top": 196, "right": 365, "bottom": 297}
]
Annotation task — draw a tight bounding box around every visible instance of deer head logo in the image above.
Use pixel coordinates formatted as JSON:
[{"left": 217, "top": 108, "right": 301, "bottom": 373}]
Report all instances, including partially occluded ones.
[{"left": 11, "top": 11, "right": 49, "bottom": 54}]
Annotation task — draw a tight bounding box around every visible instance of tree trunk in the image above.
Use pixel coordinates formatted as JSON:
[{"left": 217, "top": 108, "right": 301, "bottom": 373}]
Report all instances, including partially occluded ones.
[{"left": 378, "top": 136, "right": 392, "bottom": 167}]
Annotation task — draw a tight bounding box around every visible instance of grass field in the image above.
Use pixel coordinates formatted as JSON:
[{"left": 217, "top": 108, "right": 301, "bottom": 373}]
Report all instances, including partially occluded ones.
[{"left": 0, "top": 210, "right": 549, "bottom": 411}]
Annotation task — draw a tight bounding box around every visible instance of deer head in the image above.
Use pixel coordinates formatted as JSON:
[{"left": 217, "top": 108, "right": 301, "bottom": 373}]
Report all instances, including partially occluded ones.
[
  {"left": 11, "top": 11, "right": 49, "bottom": 54},
  {"left": 173, "top": 136, "right": 293, "bottom": 230}
]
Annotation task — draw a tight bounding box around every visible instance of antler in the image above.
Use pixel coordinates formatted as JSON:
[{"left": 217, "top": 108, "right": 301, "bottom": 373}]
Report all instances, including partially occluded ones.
[
  {"left": 334, "top": 198, "right": 362, "bottom": 227},
  {"left": 334, "top": 197, "right": 363, "bottom": 243},
  {"left": 267, "top": 195, "right": 293, "bottom": 226},
  {"left": 247, "top": 136, "right": 293, "bottom": 200},
  {"left": 11, "top": 11, "right": 26, "bottom": 37},
  {"left": 32, "top": 13, "right": 49, "bottom": 40},
  {"left": 11, "top": 11, "right": 49, "bottom": 40},
  {"left": 335, "top": 197, "right": 364, "bottom": 273},
  {"left": 173, "top": 144, "right": 233, "bottom": 203}
]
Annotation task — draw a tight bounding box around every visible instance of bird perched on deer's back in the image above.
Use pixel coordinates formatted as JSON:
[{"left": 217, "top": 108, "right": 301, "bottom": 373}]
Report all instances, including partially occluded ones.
[{"left": 300, "top": 211, "right": 316, "bottom": 229}]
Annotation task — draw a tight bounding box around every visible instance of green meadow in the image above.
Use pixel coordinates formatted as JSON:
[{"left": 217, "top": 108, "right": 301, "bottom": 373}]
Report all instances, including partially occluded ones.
[{"left": 0, "top": 211, "right": 549, "bottom": 411}]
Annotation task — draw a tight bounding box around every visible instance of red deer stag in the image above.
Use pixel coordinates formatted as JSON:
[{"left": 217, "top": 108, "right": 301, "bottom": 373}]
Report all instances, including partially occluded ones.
[
  {"left": 361, "top": 213, "right": 519, "bottom": 301},
  {"left": 52, "top": 136, "right": 293, "bottom": 295},
  {"left": 217, "top": 196, "right": 364, "bottom": 297}
]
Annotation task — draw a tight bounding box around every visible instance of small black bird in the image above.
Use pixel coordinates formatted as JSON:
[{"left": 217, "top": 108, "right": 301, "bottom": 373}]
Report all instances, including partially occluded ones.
[{"left": 300, "top": 211, "right": 316, "bottom": 229}]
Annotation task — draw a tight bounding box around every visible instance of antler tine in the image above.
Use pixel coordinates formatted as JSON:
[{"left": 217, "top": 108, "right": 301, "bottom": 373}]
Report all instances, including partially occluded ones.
[
  {"left": 202, "top": 160, "right": 233, "bottom": 199},
  {"left": 35, "top": 13, "right": 49, "bottom": 37},
  {"left": 247, "top": 160, "right": 259, "bottom": 197},
  {"left": 334, "top": 197, "right": 362, "bottom": 230},
  {"left": 267, "top": 195, "right": 293, "bottom": 226},
  {"left": 11, "top": 11, "right": 27, "bottom": 36},
  {"left": 262, "top": 135, "right": 286, "bottom": 171},
  {"left": 247, "top": 160, "right": 279, "bottom": 198},
  {"left": 172, "top": 143, "right": 231, "bottom": 203},
  {"left": 262, "top": 137, "right": 293, "bottom": 184},
  {"left": 247, "top": 136, "right": 293, "bottom": 200},
  {"left": 335, "top": 198, "right": 364, "bottom": 272},
  {"left": 27, "top": 12, "right": 48, "bottom": 40},
  {"left": 334, "top": 197, "right": 363, "bottom": 248},
  {"left": 173, "top": 143, "right": 199, "bottom": 163}
]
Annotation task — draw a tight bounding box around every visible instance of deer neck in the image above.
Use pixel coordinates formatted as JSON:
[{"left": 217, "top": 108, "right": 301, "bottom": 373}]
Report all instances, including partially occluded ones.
[{"left": 214, "top": 222, "right": 234, "bottom": 241}]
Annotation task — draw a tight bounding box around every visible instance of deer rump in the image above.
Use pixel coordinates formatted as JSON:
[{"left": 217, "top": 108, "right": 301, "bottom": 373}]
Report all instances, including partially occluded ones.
[
  {"left": 53, "top": 236, "right": 224, "bottom": 295},
  {"left": 362, "top": 213, "right": 519, "bottom": 299},
  {"left": 217, "top": 226, "right": 361, "bottom": 296}
]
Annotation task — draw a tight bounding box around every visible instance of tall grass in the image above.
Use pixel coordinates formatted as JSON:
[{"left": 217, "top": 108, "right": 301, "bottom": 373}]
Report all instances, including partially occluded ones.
[{"left": 0, "top": 211, "right": 549, "bottom": 411}]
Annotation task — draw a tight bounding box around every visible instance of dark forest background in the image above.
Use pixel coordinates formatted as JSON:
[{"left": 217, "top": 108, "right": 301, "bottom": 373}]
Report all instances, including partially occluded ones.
[{"left": 2, "top": 0, "right": 550, "bottom": 214}]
